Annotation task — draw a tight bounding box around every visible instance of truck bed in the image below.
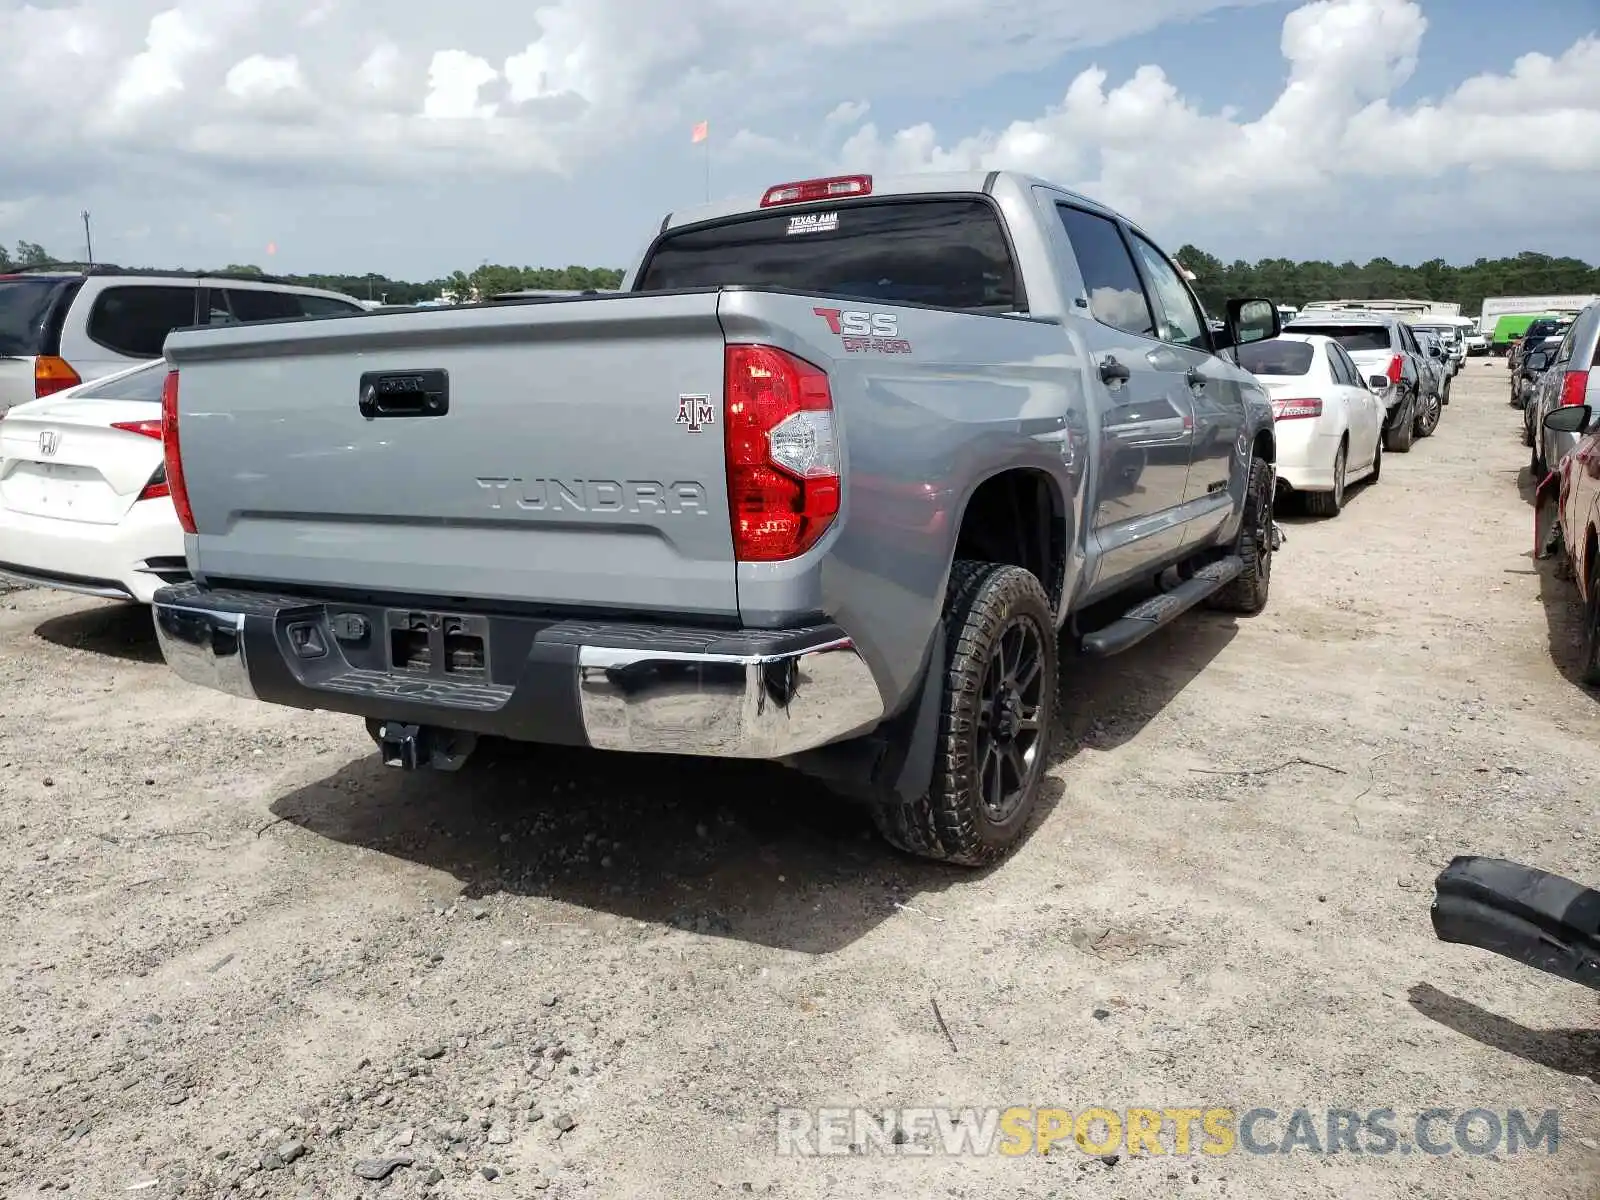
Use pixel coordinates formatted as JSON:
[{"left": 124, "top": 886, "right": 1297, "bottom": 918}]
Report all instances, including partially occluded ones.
[{"left": 164, "top": 293, "right": 739, "bottom": 618}]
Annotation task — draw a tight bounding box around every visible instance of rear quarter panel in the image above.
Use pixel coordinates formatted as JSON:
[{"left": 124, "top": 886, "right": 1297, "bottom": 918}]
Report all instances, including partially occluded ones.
[{"left": 718, "top": 290, "right": 1085, "bottom": 713}]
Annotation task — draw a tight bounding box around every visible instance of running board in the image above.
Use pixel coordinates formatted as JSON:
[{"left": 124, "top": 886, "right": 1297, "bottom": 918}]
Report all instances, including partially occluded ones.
[{"left": 1079, "top": 555, "right": 1243, "bottom": 657}]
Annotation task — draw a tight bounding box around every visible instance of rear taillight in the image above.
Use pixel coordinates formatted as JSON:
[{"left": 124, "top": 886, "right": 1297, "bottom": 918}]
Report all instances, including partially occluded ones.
[
  {"left": 1270, "top": 397, "right": 1323, "bottom": 421},
  {"left": 160, "top": 369, "right": 196, "bottom": 533},
  {"left": 1387, "top": 355, "right": 1403, "bottom": 384},
  {"left": 34, "top": 355, "right": 80, "bottom": 398},
  {"left": 1560, "top": 370, "right": 1588, "bottom": 408},
  {"left": 111, "top": 419, "right": 163, "bottom": 440},
  {"left": 111, "top": 421, "right": 171, "bottom": 501},
  {"left": 724, "top": 345, "right": 840, "bottom": 561}
]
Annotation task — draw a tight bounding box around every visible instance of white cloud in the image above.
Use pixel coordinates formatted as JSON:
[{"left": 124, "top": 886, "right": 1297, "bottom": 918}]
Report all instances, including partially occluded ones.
[
  {"left": 422, "top": 49, "right": 499, "bottom": 120},
  {"left": 0, "top": 0, "right": 1595, "bottom": 274},
  {"left": 224, "top": 54, "right": 305, "bottom": 102},
  {"left": 110, "top": 8, "right": 211, "bottom": 113},
  {"left": 0, "top": 0, "right": 1278, "bottom": 184},
  {"left": 826, "top": 0, "right": 1600, "bottom": 244},
  {"left": 825, "top": 100, "right": 870, "bottom": 126}
]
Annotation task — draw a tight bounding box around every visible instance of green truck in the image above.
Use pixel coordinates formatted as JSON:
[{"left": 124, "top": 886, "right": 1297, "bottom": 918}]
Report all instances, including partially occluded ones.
[{"left": 1492, "top": 313, "right": 1560, "bottom": 357}]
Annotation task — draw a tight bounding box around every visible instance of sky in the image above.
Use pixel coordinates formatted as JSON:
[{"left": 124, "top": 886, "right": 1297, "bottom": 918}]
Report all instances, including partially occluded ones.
[{"left": 1, "top": 0, "right": 1598, "bottom": 281}]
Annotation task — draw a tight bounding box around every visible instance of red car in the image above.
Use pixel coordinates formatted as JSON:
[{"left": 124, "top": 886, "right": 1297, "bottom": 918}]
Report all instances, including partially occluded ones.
[{"left": 1536, "top": 402, "right": 1600, "bottom": 681}]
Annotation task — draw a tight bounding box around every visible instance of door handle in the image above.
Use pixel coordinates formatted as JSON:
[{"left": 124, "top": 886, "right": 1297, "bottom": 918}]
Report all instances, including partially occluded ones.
[
  {"left": 1099, "top": 356, "right": 1131, "bottom": 387},
  {"left": 1186, "top": 366, "right": 1206, "bottom": 389}
]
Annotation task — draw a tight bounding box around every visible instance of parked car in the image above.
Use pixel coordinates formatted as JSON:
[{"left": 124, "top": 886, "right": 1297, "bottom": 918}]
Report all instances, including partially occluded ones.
[
  {"left": 1414, "top": 330, "right": 1451, "bottom": 404},
  {"left": 1517, "top": 345, "right": 1560, "bottom": 447},
  {"left": 1237, "top": 333, "right": 1385, "bottom": 517},
  {"left": 0, "top": 265, "right": 365, "bottom": 415},
  {"left": 147, "top": 170, "right": 1285, "bottom": 867},
  {"left": 1284, "top": 311, "right": 1437, "bottom": 451},
  {"left": 1536, "top": 401, "right": 1600, "bottom": 678},
  {"left": 1508, "top": 316, "right": 1573, "bottom": 377},
  {"left": 1463, "top": 328, "right": 1489, "bottom": 356},
  {"left": 0, "top": 359, "right": 185, "bottom": 602},
  {"left": 1413, "top": 321, "right": 1464, "bottom": 378},
  {"left": 1527, "top": 301, "right": 1600, "bottom": 478}
]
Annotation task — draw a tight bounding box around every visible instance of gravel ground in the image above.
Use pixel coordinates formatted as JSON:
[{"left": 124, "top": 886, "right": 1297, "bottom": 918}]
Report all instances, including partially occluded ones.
[{"left": 2, "top": 361, "right": 1598, "bottom": 1200}]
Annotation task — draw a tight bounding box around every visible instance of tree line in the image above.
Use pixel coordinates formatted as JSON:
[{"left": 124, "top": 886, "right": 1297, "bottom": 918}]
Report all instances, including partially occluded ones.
[
  {"left": 1, "top": 240, "right": 624, "bottom": 304},
  {"left": 5, "top": 236, "right": 1597, "bottom": 316},
  {"left": 1175, "top": 247, "right": 1600, "bottom": 318}
]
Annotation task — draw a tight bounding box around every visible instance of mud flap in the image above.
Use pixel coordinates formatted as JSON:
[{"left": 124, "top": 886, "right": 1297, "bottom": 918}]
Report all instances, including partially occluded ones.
[{"left": 1533, "top": 470, "right": 1562, "bottom": 560}]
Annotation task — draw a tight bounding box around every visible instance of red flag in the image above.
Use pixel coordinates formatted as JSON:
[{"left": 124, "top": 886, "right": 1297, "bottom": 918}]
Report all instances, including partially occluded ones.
[{"left": 691, "top": 120, "right": 708, "bottom": 144}]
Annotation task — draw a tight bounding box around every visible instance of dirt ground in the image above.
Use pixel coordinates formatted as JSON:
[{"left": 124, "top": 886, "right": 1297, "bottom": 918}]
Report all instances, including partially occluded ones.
[{"left": 2, "top": 360, "right": 1598, "bottom": 1200}]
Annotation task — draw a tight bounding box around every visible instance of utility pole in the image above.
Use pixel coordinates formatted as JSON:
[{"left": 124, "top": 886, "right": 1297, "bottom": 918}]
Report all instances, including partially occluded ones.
[{"left": 82, "top": 211, "right": 93, "bottom": 266}]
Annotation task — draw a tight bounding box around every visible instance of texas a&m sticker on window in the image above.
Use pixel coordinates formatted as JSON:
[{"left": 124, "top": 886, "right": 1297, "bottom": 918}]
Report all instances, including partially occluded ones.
[{"left": 786, "top": 212, "right": 839, "bottom": 236}]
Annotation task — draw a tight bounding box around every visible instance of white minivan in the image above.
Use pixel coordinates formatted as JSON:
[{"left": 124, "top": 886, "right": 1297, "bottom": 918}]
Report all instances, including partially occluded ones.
[{"left": 0, "top": 266, "right": 364, "bottom": 414}]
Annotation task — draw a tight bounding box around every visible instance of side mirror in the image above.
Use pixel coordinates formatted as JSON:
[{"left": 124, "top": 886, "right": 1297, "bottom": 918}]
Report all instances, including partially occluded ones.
[
  {"left": 1367, "top": 375, "right": 1390, "bottom": 392},
  {"left": 1220, "top": 298, "right": 1280, "bottom": 350},
  {"left": 1428, "top": 345, "right": 1442, "bottom": 359},
  {"left": 1527, "top": 351, "right": 1550, "bottom": 372},
  {"left": 1543, "top": 404, "right": 1592, "bottom": 435}
]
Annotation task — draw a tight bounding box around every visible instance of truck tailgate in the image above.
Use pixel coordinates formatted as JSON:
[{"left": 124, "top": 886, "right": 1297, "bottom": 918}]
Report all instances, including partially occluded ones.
[{"left": 164, "top": 293, "right": 738, "bottom": 617}]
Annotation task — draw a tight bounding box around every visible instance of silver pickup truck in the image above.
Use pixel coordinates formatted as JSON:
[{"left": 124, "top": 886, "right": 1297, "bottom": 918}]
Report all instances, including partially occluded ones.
[{"left": 151, "top": 171, "right": 1282, "bottom": 866}]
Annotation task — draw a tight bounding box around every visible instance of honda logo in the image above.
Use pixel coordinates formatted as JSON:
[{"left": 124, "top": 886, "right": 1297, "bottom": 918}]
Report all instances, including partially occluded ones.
[{"left": 38, "top": 430, "right": 60, "bottom": 456}]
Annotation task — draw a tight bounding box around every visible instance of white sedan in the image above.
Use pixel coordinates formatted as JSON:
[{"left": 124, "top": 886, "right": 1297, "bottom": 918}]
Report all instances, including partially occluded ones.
[
  {"left": 1236, "top": 332, "right": 1386, "bottom": 518},
  {"left": 0, "top": 360, "right": 186, "bottom": 603}
]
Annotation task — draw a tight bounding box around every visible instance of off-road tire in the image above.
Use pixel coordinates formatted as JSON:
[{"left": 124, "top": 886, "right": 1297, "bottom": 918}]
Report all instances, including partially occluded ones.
[
  {"left": 1303, "top": 441, "right": 1346, "bottom": 518},
  {"left": 870, "top": 561, "right": 1057, "bottom": 867},
  {"left": 1207, "top": 454, "right": 1273, "bottom": 614},
  {"left": 1384, "top": 393, "right": 1417, "bottom": 453}
]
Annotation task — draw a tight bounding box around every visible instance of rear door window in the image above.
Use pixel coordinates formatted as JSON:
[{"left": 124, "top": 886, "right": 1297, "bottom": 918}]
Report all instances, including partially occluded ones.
[
  {"left": 1237, "top": 338, "right": 1314, "bottom": 376},
  {"left": 0, "top": 277, "right": 81, "bottom": 356},
  {"left": 637, "top": 198, "right": 1022, "bottom": 312},
  {"left": 86, "top": 285, "right": 199, "bottom": 358},
  {"left": 1054, "top": 206, "right": 1156, "bottom": 338},
  {"left": 296, "top": 294, "right": 363, "bottom": 317},
  {"left": 1329, "top": 343, "right": 1363, "bottom": 387},
  {"left": 224, "top": 289, "right": 304, "bottom": 322}
]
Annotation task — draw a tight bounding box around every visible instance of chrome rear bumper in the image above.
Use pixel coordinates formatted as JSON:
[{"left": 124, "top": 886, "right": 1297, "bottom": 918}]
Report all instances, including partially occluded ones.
[{"left": 153, "top": 584, "right": 884, "bottom": 759}]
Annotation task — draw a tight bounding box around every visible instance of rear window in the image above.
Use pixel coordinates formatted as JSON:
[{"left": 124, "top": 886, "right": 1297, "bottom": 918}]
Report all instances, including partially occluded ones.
[
  {"left": 636, "top": 198, "right": 1021, "bottom": 312},
  {"left": 1287, "top": 324, "right": 1393, "bottom": 353},
  {"left": 87, "top": 285, "right": 199, "bottom": 358},
  {"left": 1526, "top": 320, "right": 1571, "bottom": 340},
  {"left": 1237, "top": 338, "right": 1315, "bottom": 376},
  {"left": 73, "top": 361, "right": 167, "bottom": 402},
  {"left": 0, "top": 277, "right": 79, "bottom": 356}
]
